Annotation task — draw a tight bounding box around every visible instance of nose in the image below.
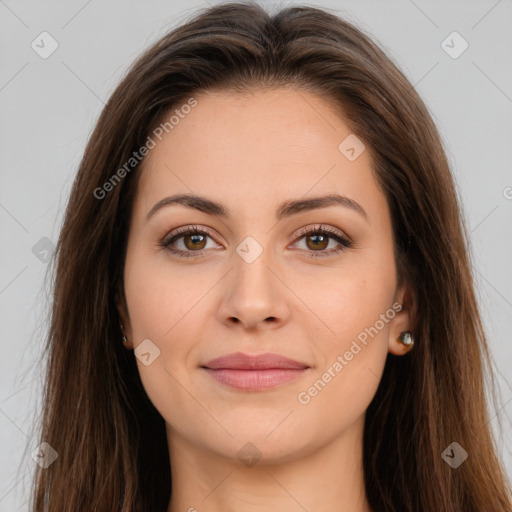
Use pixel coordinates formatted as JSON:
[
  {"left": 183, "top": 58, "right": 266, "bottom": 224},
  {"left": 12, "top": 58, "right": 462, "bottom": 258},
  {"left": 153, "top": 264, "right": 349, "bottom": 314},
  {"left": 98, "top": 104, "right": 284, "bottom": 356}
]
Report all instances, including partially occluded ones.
[{"left": 216, "top": 240, "right": 291, "bottom": 332}]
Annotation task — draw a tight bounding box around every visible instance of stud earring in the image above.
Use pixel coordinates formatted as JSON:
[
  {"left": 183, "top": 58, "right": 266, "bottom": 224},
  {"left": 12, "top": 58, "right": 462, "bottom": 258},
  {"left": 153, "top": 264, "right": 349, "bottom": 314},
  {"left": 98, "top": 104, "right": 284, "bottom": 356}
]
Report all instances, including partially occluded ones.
[
  {"left": 397, "top": 330, "right": 414, "bottom": 351},
  {"left": 120, "top": 321, "right": 128, "bottom": 346}
]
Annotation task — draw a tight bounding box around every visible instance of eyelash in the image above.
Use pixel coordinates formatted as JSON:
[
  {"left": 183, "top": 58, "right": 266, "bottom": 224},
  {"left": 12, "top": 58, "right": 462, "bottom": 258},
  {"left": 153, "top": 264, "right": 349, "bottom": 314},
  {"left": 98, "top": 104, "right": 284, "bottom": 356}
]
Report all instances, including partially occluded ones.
[{"left": 159, "top": 224, "right": 353, "bottom": 259}]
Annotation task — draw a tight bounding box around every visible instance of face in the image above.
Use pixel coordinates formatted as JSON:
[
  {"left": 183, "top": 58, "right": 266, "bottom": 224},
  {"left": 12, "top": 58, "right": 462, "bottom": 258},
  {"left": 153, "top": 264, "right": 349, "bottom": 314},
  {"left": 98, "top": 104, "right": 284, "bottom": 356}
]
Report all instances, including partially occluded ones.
[{"left": 117, "top": 87, "right": 411, "bottom": 464}]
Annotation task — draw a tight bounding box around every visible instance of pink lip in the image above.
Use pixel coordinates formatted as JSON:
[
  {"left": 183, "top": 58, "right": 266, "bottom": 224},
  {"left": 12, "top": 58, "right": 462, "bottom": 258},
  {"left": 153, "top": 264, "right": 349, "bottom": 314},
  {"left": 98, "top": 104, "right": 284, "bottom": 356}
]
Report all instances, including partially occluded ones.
[{"left": 201, "top": 352, "right": 310, "bottom": 391}]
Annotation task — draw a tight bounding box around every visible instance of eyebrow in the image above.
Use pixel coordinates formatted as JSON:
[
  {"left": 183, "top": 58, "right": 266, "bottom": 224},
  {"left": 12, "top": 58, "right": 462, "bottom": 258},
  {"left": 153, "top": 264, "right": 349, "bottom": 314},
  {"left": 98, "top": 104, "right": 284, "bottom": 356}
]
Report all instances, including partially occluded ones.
[{"left": 145, "top": 193, "right": 368, "bottom": 222}]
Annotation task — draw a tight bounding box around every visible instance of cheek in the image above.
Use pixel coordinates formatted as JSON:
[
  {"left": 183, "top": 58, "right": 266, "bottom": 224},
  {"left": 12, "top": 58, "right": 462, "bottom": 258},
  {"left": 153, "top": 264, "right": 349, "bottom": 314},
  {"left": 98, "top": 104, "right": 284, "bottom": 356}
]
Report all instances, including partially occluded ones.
[
  {"left": 292, "top": 289, "right": 392, "bottom": 443},
  {"left": 123, "top": 245, "right": 210, "bottom": 341},
  {"left": 123, "top": 255, "right": 206, "bottom": 423},
  {"left": 294, "top": 252, "right": 397, "bottom": 347},
  {"left": 292, "top": 253, "right": 396, "bottom": 409},
  {"left": 123, "top": 247, "right": 216, "bottom": 382}
]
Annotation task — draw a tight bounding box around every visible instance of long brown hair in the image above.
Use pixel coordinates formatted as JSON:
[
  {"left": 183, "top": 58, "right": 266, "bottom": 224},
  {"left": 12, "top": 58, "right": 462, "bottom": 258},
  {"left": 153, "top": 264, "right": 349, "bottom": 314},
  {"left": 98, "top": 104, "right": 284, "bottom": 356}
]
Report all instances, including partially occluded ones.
[{"left": 28, "top": 2, "right": 511, "bottom": 511}]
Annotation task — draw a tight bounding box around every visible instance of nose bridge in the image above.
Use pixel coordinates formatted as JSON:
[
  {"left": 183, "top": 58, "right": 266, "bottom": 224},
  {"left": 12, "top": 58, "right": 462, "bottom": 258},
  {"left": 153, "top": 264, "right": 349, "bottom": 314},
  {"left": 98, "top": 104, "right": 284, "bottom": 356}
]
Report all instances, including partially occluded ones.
[
  {"left": 218, "top": 231, "right": 289, "bottom": 328},
  {"left": 232, "top": 233, "right": 276, "bottom": 297}
]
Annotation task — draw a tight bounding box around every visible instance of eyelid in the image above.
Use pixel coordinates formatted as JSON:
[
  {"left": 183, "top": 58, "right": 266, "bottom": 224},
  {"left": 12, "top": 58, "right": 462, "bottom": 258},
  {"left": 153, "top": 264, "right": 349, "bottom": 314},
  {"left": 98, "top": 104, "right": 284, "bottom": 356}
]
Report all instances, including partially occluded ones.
[
  {"left": 161, "top": 223, "right": 353, "bottom": 257},
  {"left": 160, "top": 224, "right": 221, "bottom": 247},
  {"left": 291, "top": 224, "right": 352, "bottom": 245},
  {"left": 163, "top": 224, "right": 351, "bottom": 243}
]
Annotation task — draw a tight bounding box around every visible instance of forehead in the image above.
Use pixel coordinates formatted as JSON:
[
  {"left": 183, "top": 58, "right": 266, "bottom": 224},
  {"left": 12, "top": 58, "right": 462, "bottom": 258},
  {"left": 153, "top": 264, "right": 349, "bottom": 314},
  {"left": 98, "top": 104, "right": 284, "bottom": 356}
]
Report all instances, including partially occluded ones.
[{"left": 134, "top": 87, "right": 386, "bottom": 222}]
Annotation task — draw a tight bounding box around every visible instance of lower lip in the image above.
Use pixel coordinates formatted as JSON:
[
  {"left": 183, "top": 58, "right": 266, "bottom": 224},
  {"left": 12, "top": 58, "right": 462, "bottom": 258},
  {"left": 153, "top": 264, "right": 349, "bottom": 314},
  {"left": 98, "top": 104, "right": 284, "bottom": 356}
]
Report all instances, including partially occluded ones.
[{"left": 203, "top": 368, "right": 309, "bottom": 391}]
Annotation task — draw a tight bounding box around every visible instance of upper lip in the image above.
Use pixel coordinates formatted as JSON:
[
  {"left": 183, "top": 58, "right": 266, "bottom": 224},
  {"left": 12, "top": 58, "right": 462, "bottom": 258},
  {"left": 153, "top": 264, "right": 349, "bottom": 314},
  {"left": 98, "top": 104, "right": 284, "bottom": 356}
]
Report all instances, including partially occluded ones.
[{"left": 202, "top": 352, "right": 310, "bottom": 370}]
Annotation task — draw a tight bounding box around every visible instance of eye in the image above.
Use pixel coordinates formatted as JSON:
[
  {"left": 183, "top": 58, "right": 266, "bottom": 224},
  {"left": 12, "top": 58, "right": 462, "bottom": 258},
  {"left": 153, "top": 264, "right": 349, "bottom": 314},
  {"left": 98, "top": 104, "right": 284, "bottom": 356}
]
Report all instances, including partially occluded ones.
[
  {"left": 291, "top": 224, "right": 352, "bottom": 258},
  {"left": 160, "top": 224, "right": 352, "bottom": 258},
  {"left": 160, "top": 225, "right": 220, "bottom": 258}
]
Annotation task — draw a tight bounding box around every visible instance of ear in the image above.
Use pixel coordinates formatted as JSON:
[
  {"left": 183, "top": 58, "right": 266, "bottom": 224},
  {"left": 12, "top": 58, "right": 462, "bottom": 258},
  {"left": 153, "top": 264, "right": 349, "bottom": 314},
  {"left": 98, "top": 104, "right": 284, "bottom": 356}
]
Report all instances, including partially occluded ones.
[
  {"left": 388, "top": 282, "right": 416, "bottom": 356},
  {"left": 115, "top": 281, "right": 133, "bottom": 349}
]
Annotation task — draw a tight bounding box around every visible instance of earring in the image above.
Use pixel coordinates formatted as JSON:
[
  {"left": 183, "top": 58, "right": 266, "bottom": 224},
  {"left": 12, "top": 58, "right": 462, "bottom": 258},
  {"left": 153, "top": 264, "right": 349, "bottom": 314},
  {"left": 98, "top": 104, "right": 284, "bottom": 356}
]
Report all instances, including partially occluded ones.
[
  {"left": 120, "top": 321, "right": 128, "bottom": 346},
  {"left": 397, "top": 330, "right": 414, "bottom": 351}
]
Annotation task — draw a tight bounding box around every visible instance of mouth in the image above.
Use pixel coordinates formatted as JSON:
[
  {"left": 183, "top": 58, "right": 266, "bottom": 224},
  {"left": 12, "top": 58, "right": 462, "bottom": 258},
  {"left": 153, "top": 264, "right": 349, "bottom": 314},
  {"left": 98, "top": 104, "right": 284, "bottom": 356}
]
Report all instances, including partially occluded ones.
[{"left": 201, "top": 352, "right": 310, "bottom": 391}]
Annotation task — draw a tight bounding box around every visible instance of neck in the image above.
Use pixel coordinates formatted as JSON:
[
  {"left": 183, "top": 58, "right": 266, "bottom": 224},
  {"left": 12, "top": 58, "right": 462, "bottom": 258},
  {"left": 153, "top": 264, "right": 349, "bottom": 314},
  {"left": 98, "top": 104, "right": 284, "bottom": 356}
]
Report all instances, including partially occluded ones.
[{"left": 166, "top": 414, "right": 372, "bottom": 512}]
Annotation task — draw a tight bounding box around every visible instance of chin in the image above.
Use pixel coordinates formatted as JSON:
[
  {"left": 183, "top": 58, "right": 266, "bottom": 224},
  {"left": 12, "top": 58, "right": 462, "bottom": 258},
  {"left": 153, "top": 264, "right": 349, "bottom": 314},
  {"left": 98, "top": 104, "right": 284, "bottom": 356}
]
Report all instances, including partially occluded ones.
[
  {"left": 210, "top": 436, "right": 316, "bottom": 467},
  {"left": 200, "top": 419, "right": 320, "bottom": 466}
]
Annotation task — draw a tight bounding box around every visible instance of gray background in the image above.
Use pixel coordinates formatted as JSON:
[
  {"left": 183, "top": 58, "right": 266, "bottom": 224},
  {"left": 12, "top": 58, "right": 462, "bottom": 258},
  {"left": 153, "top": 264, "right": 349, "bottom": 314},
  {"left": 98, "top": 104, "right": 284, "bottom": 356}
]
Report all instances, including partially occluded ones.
[{"left": 1, "top": 0, "right": 511, "bottom": 509}]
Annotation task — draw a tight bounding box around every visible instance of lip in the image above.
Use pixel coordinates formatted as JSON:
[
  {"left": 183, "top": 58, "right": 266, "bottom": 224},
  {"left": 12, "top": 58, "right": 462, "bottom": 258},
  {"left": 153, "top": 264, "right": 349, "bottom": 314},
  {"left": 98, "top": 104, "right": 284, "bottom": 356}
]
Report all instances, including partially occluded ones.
[
  {"left": 202, "top": 352, "right": 309, "bottom": 370},
  {"left": 201, "top": 352, "right": 310, "bottom": 391}
]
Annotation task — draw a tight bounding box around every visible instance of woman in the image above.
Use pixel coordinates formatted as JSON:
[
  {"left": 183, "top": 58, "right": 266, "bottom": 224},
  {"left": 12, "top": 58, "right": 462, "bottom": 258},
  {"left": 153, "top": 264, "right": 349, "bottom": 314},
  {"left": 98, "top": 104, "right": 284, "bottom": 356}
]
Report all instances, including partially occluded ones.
[{"left": 29, "top": 2, "right": 512, "bottom": 511}]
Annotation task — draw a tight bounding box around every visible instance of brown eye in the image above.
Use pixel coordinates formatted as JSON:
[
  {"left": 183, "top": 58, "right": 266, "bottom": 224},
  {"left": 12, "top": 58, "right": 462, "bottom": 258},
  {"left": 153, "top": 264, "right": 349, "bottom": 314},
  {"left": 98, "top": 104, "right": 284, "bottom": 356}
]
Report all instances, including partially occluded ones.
[
  {"left": 183, "top": 233, "right": 207, "bottom": 250},
  {"left": 161, "top": 226, "right": 219, "bottom": 258},
  {"left": 293, "top": 225, "right": 353, "bottom": 258},
  {"left": 305, "top": 234, "right": 329, "bottom": 251}
]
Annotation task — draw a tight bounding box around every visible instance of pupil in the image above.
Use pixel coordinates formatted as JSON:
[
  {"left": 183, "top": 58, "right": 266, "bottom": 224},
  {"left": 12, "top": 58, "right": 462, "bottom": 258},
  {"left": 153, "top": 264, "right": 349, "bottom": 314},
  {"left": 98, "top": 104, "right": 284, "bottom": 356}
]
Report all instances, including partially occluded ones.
[
  {"left": 308, "top": 234, "right": 328, "bottom": 250},
  {"left": 185, "top": 234, "right": 206, "bottom": 250}
]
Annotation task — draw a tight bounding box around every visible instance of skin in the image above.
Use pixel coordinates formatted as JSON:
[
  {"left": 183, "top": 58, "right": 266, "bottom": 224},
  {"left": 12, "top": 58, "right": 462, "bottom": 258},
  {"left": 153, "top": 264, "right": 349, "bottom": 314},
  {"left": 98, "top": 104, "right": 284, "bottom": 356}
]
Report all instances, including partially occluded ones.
[{"left": 117, "top": 87, "right": 413, "bottom": 512}]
